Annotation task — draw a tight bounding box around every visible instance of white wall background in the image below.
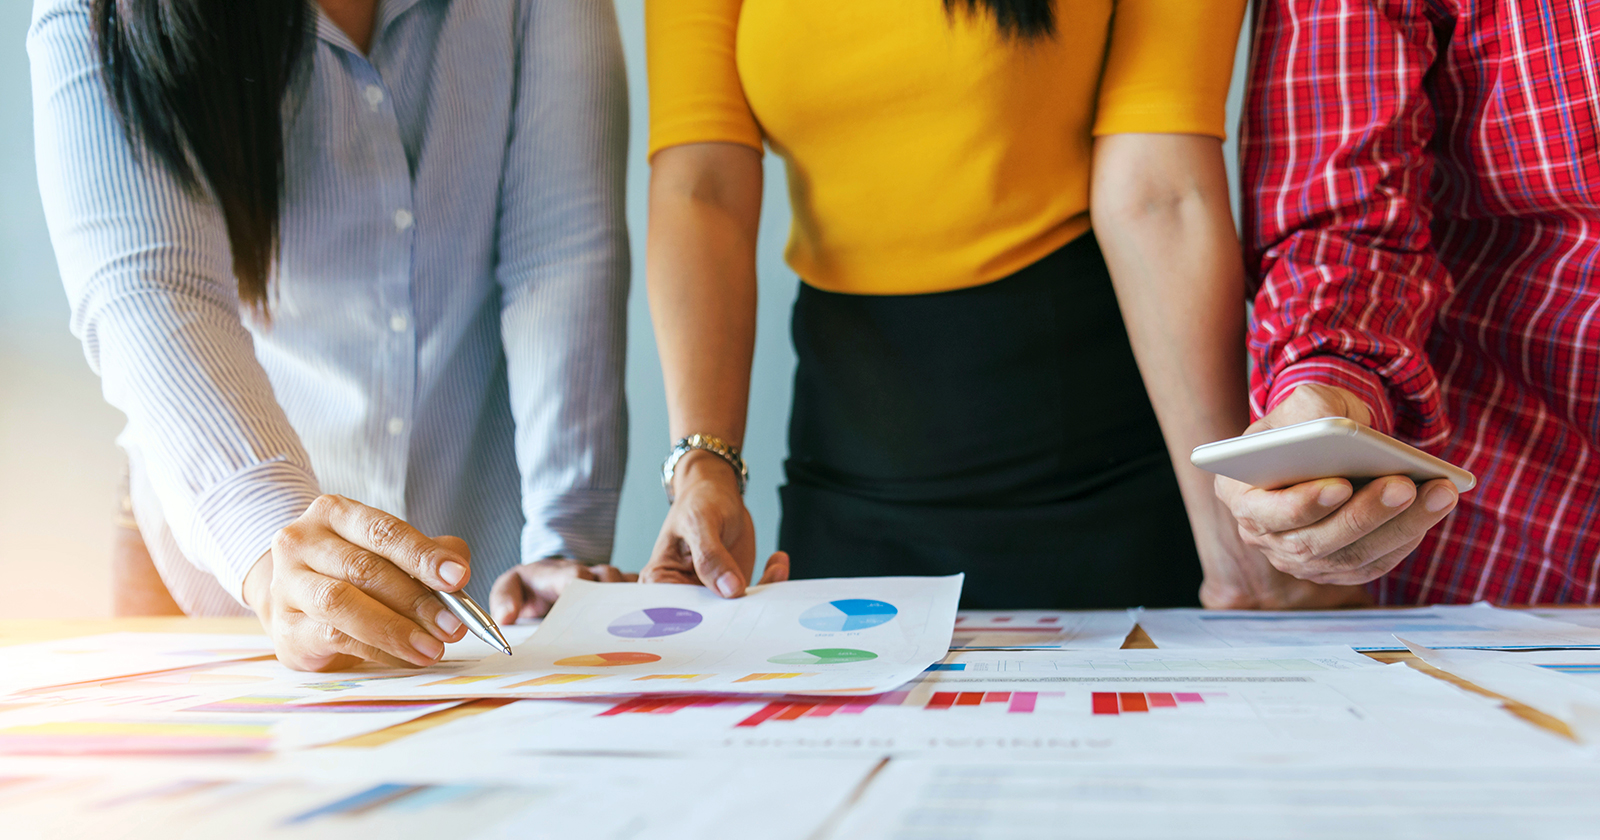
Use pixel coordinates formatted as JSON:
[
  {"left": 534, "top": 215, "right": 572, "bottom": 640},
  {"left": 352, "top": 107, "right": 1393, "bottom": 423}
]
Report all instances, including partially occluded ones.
[{"left": 0, "top": 0, "right": 1251, "bottom": 618}]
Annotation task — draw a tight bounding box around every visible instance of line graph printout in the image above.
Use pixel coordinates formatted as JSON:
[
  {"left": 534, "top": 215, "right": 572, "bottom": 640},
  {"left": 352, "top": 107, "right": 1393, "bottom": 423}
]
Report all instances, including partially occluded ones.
[
  {"left": 831, "top": 763, "right": 1600, "bottom": 840},
  {"left": 1138, "top": 603, "right": 1600, "bottom": 650},
  {"left": 949, "top": 610, "right": 1135, "bottom": 650},
  {"left": 379, "top": 648, "right": 1576, "bottom": 766},
  {"left": 309, "top": 576, "right": 962, "bottom": 701}
]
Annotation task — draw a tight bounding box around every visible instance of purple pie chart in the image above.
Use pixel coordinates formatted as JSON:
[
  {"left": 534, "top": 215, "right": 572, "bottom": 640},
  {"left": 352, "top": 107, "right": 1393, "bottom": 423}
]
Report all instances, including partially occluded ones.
[{"left": 608, "top": 607, "right": 704, "bottom": 638}]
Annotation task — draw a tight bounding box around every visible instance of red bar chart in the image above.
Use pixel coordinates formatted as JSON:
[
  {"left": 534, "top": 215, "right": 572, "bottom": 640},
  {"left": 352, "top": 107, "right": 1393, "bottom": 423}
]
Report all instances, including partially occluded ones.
[{"left": 1091, "top": 691, "right": 1222, "bottom": 715}]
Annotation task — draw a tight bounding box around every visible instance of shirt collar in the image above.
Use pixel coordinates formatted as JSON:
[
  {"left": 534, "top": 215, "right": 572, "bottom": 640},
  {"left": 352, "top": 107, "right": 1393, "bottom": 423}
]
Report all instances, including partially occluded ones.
[{"left": 311, "top": 0, "right": 436, "bottom": 54}]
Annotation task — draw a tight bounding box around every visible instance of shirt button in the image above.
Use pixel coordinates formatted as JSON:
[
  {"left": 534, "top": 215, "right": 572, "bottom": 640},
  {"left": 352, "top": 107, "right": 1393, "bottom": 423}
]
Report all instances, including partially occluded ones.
[
  {"left": 393, "top": 209, "right": 414, "bottom": 231},
  {"left": 365, "top": 85, "right": 384, "bottom": 110},
  {"left": 387, "top": 417, "right": 405, "bottom": 436},
  {"left": 390, "top": 313, "right": 408, "bottom": 332}
]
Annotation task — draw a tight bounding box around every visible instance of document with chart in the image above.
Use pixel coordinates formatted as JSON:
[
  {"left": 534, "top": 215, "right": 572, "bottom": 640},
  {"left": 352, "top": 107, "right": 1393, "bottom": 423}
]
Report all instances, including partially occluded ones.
[
  {"left": 1139, "top": 603, "right": 1600, "bottom": 650},
  {"left": 375, "top": 647, "right": 1577, "bottom": 766},
  {"left": 948, "top": 610, "right": 1135, "bottom": 649},
  {"left": 313, "top": 576, "right": 963, "bottom": 700}
]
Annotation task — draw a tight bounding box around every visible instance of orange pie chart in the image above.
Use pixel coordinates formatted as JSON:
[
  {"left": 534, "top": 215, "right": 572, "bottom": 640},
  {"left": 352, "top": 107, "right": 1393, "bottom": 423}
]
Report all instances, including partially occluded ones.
[{"left": 554, "top": 652, "right": 662, "bottom": 667}]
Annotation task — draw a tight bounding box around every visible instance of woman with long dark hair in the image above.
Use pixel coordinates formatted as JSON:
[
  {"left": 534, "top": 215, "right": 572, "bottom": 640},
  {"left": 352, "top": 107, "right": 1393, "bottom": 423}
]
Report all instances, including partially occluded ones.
[
  {"left": 30, "top": 0, "right": 631, "bottom": 669},
  {"left": 640, "top": 0, "right": 1370, "bottom": 609}
]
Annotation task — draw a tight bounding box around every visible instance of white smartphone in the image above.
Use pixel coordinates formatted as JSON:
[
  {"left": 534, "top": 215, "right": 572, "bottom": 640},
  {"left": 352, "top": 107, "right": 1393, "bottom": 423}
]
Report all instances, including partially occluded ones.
[{"left": 1190, "top": 417, "right": 1476, "bottom": 492}]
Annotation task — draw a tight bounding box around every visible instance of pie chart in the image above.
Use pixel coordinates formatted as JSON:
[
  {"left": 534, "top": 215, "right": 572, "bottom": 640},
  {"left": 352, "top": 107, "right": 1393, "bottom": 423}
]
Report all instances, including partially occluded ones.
[
  {"left": 608, "top": 607, "right": 704, "bottom": 638},
  {"left": 799, "top": 599, "right": 898, "bottom": 632},
  {"left": 554, "top": 652, "right": 662, "bottom": 667},
  {"left": 768, "top": 648, "right": 878, "bottom": 666}
]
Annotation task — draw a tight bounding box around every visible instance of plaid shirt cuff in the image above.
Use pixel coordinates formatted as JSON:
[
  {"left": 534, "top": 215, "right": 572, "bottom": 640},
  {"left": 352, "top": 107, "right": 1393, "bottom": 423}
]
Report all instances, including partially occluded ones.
[{"left": 1266, "top": 357, "right": 1398, "bottom": 436}]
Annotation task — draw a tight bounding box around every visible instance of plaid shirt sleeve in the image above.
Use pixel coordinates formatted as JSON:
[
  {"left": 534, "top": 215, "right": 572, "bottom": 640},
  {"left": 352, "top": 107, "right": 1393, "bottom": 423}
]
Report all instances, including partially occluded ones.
[{"left": 1241, "top": 0, "right": 1453, "bottom": 446}]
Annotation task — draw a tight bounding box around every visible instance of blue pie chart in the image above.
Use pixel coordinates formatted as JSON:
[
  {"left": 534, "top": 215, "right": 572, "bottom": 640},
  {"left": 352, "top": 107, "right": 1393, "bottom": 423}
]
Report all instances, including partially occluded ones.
[
  {"left": 608, "top": 607, "right": 704, "bottom": 638},
  {"left": 799, "top": 599, "right": 898, "bottom": 632}
]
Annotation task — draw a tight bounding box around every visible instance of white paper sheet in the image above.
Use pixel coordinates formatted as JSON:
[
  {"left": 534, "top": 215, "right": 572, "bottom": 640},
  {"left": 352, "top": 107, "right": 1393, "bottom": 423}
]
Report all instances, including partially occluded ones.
[
  {"left": 0, "top": 634, "right": 274, "bottom": 693},
  {"left": 307, "top": 576, "right": 963, "bottom": 700},
  {"left": 1137, "top": 603, "right": 1600, "bottom": 650},
  {"left": 949, "top": 610, "right": 1135, "bottom": 649},
  {"left": 379, "top": 647, "right": 1573, "bottom": 766},
  {"left": 0, "top": 652, "right": 495, "bottom": 753},
  {"left": 1403, "top": 640, "right": 1600, "bottom": 742},
  {"left": 0, "top": 753, "right": 880, "bottom": 840},
  {"left": 831, "top": 761, "right": 1600, "bottom": 840},
  {"left": 1528, "top": 607, "right": 1600, "bottom": 630}
]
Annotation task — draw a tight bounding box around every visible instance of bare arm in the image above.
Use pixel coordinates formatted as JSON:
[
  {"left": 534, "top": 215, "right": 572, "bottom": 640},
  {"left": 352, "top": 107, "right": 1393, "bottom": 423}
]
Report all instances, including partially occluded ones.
[
  {"left": 1091, "top": 133, "right": 1366, "bottom": 608},
  {"left": 640, "top": 143, "right": 789, "bottom": 594}
]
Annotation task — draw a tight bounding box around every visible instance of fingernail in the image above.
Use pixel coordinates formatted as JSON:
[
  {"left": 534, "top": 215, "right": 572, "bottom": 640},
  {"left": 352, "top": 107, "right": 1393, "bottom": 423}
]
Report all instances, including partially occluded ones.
[
  {"left": 435, "top": 609, "right": 463, "bottom": 636},
  {"left": 1381, "top": 481, "right": 1416, "bottom": 508},
  {"left": 1318, "top": 483, "right": 1352, "bottom": 507},
  {"left": 716, "top": 572, "right": 741, "bottom": 598},
  {"left": 438, "top": 560, "right": 466, "bottom": 587},
  {"left": 412, "top": 630, "right": 444, "bottom": 662},
  {"left": 1425, "top": 486, "right": 1457, "bottom": 513}
]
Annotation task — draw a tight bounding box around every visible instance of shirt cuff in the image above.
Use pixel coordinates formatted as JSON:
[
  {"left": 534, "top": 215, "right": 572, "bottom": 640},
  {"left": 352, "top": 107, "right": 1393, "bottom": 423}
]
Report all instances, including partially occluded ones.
[
  {"left": 189, "top": 459, "right": 321, "bottom": 605},
  {"left": 521, "top": 488, "right": 622, "bottom": 565},
  {"left": 1266, "top": 357, "right": 1398, "bottom": 436}
]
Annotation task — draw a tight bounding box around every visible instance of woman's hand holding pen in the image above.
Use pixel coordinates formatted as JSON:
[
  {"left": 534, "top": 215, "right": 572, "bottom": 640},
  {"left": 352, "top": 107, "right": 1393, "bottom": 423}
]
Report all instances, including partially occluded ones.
[
  {"left": 640, "top": 449, "right": 789, "bottom": 596},
  {"left": 243, "top": 495, "right": 471, "bottom": 672}
]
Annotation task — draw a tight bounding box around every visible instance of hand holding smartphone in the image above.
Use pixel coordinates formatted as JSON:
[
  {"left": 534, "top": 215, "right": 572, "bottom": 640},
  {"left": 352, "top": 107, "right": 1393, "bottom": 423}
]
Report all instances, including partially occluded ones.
[{"left": 1191, "top": 417, "right": 1475, "bottom": 492}]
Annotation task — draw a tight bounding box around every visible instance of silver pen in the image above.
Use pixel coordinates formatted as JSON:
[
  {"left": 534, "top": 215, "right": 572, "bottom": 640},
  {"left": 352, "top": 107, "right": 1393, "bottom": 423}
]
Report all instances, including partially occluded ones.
[{"left": 436, "top": 589, "right": 513, "bottom": 656}]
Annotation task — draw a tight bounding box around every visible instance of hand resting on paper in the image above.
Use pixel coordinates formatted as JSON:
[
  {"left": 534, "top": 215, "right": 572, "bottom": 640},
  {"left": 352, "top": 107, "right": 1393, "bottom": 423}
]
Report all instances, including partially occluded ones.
[
  {"left": 489, "top": 559, "right": 638, "bottom": 625},
  {"left": 640, "top": 450, "right": 790, "bottom": 597},
  {"left": 1213, "top": 384, "right": 1460, "bottom": 587},
  {"left": 243, "top": 495, "right": 474, "bottom": 671}
]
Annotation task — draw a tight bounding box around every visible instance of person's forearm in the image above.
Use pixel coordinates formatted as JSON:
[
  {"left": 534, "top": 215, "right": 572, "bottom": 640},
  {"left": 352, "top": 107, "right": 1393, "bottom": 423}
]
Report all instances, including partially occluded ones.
[
  {"left": 646, "top": 144, "right": 765, "bottom": 486},
  {"left": 1091, "top": 134, "right": 1251, "bottom": 557}
]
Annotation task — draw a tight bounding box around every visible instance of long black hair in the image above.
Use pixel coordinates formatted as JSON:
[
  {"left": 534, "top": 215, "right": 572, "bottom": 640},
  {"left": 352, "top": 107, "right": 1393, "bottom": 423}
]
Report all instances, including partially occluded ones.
[
  {"left": 92, "top": 0, "right": 309, "bottom": 313},
  {"left": 946, "top": 0, "right": 1055, "bottom": 38}
]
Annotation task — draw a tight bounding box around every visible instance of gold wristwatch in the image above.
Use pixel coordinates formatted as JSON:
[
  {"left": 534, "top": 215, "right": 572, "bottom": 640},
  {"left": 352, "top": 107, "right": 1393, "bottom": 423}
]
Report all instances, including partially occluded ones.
[{"left": 661, "top": 433, "right": 748, "bottom": 503}]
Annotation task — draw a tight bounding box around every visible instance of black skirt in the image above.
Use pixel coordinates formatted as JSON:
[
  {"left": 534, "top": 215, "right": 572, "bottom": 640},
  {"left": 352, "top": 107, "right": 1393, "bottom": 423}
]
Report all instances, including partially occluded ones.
[{"left": 778, "top": 232, "right": 1202, "bottom": 609}]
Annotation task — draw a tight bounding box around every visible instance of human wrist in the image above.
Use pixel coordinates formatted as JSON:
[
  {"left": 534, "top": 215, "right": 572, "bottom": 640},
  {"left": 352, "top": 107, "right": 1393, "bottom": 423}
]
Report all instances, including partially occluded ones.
[
  {"left": 662, "top": 434, "right": 747, "bottom": 502},
  {"left": 672, "top": 449, "right": 742, "bottom": 497},
  {"left": 1267, "top": 359, "right": 1387, "bottom": 432},
  {"left": 242, "top": 550, "right": 274, "bottom": 620}
]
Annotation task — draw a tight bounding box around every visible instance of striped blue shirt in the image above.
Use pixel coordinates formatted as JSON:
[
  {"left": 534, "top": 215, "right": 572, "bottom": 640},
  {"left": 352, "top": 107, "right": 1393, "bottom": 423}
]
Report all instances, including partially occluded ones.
[{"left": 30, "top": 0, "right": 630, "bottom": 613}]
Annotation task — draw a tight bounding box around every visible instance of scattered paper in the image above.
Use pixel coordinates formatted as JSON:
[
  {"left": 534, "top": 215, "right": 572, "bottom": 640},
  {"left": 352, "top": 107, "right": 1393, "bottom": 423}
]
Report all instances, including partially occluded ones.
[
  {"left": 1138, "top": 603, "right": 1600, "bottom": 650},
  {"left": 1403, "top": 639, "right": 1600, "bottom": 742},
  {"left": 949, "top": 610, "right": 1134, "bottom": 649},
  {"left": 1527, "top": 607, "right": 1600, "bottom": 630},
  {"left": 307, "top": 576, "right": 963, "bottom": 701},
  {"left": 0, "top": 753, "right": 880, "bottom": 840},
  {"left": 0, "top": 634, "right": 274, "bottom": 693},
  {"left": 831, "top": 761, "right": 1600, "bottom": 840},
  {"left": 0, "top": 654, "right": 484, "bottom": 754},
  {"left": 379, "top": 647, "right": 1572, "bottom": 766}
]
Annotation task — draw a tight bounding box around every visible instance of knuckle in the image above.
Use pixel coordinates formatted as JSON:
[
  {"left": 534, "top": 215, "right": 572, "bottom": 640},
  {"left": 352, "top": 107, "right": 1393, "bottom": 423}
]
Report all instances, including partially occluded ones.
[
  {"left": 312, "top": 621, "right": 345, "bottom": 650},
  {"left": 1235, "top": 515, "right": 1268, "bottom": 538},
  {"left": 308, "top": 577, "right": 355, "bottom": 617},
  {"left": 409, "top": 588, "right": 440, "bottom": 618},
  {"left": 308, "top": 494, "right": 343, "bottom": 519},
  {"left": 340, "top": 549, "right": 388, "bottom": 591},
  {"left": 1276, "top": 531, "right": 1320, "bottom": 566},
  {"left": 271, "top": 526, "right": 303, "bottom": 555},
  {"left": 366, "top": 514, "right": 405, "bottom": 553}
]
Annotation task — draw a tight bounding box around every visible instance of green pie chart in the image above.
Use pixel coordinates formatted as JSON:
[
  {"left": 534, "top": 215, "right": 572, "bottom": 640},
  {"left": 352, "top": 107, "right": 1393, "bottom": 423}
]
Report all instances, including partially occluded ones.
[{"left": 768, "top": 648, "right": 879, "bottom": 666}]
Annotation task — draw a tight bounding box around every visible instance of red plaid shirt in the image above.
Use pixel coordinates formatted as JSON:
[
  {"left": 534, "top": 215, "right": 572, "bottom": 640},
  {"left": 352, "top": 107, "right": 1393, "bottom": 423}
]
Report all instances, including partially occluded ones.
[{"left": 1242, "top": 0, "right": 1600, "bottom": 604}]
